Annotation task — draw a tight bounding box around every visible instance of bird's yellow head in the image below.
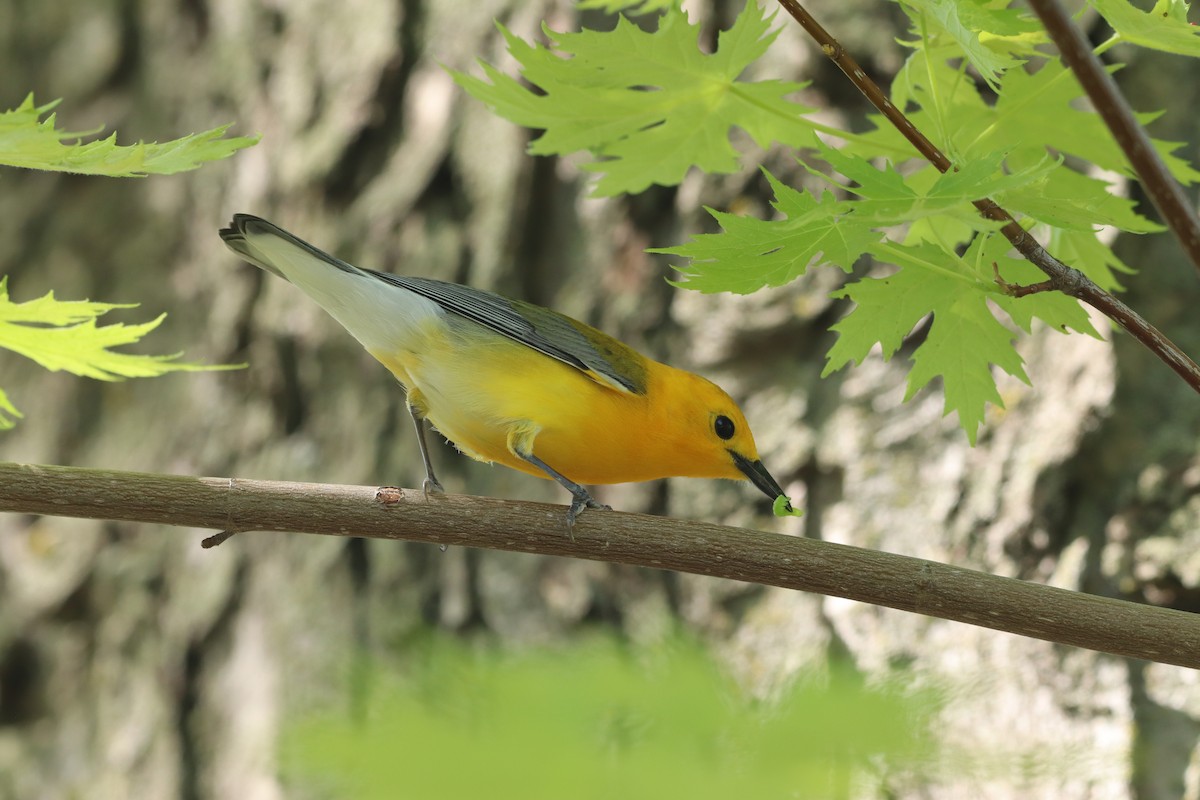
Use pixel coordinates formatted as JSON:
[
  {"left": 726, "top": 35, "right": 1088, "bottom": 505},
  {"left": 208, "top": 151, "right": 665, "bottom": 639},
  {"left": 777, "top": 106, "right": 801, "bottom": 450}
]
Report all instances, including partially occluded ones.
[{"left": 652, "top": 367, "right": 791, "bottom": 509}]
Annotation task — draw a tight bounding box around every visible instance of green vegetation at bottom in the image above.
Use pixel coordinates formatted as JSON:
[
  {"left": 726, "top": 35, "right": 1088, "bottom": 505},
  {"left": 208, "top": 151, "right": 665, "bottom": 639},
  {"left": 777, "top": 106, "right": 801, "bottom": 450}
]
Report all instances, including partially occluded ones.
[{"left": 281, "top": 633, "right": 932, "bottom": 799}]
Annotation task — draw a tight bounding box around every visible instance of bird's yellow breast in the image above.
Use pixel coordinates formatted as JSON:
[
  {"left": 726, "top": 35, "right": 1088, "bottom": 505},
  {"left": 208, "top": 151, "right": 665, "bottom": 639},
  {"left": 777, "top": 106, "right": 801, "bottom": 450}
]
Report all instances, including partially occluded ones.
[{"left": 370, "top": 315, "right": 698, "bottom": 485}]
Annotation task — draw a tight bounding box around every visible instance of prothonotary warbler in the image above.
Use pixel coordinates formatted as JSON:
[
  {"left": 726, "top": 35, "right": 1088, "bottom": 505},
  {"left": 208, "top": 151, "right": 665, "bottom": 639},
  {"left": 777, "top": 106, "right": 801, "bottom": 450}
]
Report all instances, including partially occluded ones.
[{"left": 220, "top": 214, "right": 792, "bottom": 526}]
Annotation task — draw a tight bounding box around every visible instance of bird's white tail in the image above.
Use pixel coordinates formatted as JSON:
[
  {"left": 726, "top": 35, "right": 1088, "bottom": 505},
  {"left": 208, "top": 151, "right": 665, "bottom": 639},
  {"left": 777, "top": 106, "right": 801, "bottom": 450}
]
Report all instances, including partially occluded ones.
[{"left": 220, "top": 214, "right": 441, "bottom": 355}]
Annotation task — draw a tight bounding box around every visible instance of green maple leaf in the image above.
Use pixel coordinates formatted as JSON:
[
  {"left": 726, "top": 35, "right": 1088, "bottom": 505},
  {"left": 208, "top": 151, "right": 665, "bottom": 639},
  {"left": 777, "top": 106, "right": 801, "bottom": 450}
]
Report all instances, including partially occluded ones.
[
  {"left": 859, "top": 39, "right": 1200, "bottom": 188},
  {"left": 0, "top": 95, "right": 258, "bottom": 176},
  {"left": 656, "top": 171, "right": 877, "bottom": 294},
  {"left": 972, "top": 61, "right": 1200, "bottom": 185},
  {"left": 1091, "top": 0, "right": 1200, "bottom": 57},
  {"left": 814, "top": 146, "right": 1053, "bottom": 222},
  {"left": 996, "top": 158, "right": 1165, "bottom": 235},
  {"left": 0, "top": 278, "right": 241, "bottom": 429},
  {"left": 823, "top": 234, "right": 1099, "bottom": 443},
  {"left": 662, "top": 147, "right": 1048, "bottom": 294},
  {"left": 451, "top": 3, "right": 818, "bottom": 196},
  {"left": 878, "top": 43, "right": 991, "bottom": 158},
  {"left": 899, "top": 0, "right": 1038, "bottom": 88},
  {"left": 824, "top": 241, "right": 1042, "bottom": 444},
  {"left": 849, "top": 49, "right": 1193, "bottom": 294}
]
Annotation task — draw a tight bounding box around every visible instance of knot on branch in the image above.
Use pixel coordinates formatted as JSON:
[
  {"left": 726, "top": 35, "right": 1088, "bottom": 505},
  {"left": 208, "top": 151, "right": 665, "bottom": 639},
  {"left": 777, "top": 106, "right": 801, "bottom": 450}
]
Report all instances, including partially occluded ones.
[{"left": 993, "top": 262, "right": 1089, "bottom": 299}]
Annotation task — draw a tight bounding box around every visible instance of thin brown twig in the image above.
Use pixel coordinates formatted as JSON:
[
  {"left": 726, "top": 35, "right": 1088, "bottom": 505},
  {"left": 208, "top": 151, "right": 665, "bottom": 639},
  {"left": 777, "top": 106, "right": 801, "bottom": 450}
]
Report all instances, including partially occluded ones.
[
  {"left": 992, "top": 262, "right": 1054, "bottom": 298},
  {"left": 201, "top": 530, "right": 237, "bottom": 548},
  {"left": 1025, "top": 0, "right": 1200, "bottom": 279},
  {"left": 774, "top": 0, "right": 1200, "bottom": 395},
  {"left": 1, "top": 461, "right": 1199, "bottom": 668}
]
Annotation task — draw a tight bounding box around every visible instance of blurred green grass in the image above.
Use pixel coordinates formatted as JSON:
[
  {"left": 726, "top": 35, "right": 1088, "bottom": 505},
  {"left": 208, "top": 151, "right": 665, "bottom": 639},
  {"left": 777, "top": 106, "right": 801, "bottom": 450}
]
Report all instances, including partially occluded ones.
[{"left": 281, "top": 634, "right": 932, "bottom": 799}]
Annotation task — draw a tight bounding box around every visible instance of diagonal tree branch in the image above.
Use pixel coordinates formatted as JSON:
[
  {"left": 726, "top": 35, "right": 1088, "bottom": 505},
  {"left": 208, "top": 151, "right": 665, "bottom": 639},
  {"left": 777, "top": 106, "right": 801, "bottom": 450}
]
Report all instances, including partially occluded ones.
[
  {"left": 1026, "top": 0, "right": 1200, "bottom": 279},
  {"left": 0, "top": 461, "right": 1198, "bottom": 668},
  {"left": 774, "top": 0, "right": 1200, "bottom": 395}
]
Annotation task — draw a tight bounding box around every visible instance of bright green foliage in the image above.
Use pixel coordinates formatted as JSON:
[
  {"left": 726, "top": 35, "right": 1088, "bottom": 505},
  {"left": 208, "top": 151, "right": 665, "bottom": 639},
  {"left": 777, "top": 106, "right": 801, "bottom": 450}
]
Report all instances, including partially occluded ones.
[
  {"left": 670, "top": 141, "right": 1105, "bottom": 438},
  {"left": 665, "top": 2, "right": 1192, "bottom": 440},
  {"left": 283, "top": 635, "right": 931, "bottom": 799},
  {"left": 824, "top": 249, "right": 1023, "bottom": 443},
  {"left": 0, "top": 278, "right": 240, "bottom": 428},
  {"left": 823, "top": 238, "right": 1098, "bottom": 444},
  {"left": 0, "top": 94, "right": 251, "bottom": 429},
  {"left": 0, "top": 95, "right": 259, "bottom": 176},
  {"left": 996, "top": 163, "right": 1164, "bottom": 234},
  {"left": 451, "top": 3, "right": 817, "bottom": 196},
  {"left": 660, "top": 175, "right": 875, "bottom": 294},
  {"left": 819, "top": 146, "right": 1058, "bottom": 222},
  {"left": 987, "top": 62, "right": 1198, "bottom": 184},
  {"left": 792, "top": 2, "right": 1194, "bottom": 437},
  {"left": 1091, "top": 0, "right": 1200, "bottom": 56},
  {"left": 861, "top": 53, "right": 1199, "bottom": 203},
  {"left": 464, "top": 0, "right": 1199, "bottom": 442},
  {"left": 661, "top": 148, "right": 1050, "bottom": 292},
  {"left": 897, "top": 0, "right": 1040, "bottom": 88}
]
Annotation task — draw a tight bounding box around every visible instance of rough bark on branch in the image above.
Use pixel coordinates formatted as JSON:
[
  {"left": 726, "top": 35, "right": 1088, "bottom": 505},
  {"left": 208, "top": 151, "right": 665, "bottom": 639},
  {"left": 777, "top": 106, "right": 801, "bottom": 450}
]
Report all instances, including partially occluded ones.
[{"left": 1, "top": 462, "right": 1197, "bottom": 669}]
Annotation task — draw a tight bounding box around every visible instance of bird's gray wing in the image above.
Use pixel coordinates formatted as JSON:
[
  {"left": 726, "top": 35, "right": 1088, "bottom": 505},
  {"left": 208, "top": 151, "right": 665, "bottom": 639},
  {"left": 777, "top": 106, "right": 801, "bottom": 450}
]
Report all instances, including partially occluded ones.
[{"left": 367, "top": 271, "right": 647, "bottom": 396}]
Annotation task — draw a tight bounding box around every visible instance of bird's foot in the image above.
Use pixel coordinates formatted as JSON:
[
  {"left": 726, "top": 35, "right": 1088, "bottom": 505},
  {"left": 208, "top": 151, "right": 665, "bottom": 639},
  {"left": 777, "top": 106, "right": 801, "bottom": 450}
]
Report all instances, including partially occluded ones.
[{"left": 565, "top": 490, "right": 611, "bottom": 540}]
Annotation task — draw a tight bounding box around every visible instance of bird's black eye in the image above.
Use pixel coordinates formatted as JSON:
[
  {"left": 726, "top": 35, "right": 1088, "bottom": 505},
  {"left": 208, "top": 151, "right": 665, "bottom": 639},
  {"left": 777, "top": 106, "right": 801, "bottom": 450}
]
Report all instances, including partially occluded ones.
[{"left": 714, "top": 415, "right": 735, "bottom": 440}]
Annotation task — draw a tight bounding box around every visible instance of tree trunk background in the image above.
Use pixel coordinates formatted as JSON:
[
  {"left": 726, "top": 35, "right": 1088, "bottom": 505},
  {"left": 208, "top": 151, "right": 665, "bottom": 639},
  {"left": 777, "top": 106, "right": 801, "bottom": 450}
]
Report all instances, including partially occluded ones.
[{"left": 1, "top": 1, "right": 1198, "bottom": 798}]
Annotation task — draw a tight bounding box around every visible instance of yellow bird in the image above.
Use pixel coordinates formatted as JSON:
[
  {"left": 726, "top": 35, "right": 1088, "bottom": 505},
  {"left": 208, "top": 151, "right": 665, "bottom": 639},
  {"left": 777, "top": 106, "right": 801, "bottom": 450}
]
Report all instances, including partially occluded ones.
[{"left": 220, "top": 214, "right": 790, "bottom": 525}]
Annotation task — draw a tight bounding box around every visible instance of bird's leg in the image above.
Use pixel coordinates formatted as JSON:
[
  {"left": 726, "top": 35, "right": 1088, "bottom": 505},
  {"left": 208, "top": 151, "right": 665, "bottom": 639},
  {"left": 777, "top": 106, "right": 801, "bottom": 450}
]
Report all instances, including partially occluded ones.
[
  {"left": 407, "top": 399, "right": 444, "bottom": 496},
  {"left": 517, "top": 451, "right": 610, "bottom": 535}
]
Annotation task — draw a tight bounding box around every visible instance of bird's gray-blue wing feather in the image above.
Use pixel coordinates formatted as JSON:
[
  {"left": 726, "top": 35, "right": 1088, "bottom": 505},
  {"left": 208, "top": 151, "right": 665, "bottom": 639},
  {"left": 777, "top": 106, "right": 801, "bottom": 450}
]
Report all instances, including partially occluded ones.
[{"left": 367, "top": 271, "right": 647, "bottom": 396}]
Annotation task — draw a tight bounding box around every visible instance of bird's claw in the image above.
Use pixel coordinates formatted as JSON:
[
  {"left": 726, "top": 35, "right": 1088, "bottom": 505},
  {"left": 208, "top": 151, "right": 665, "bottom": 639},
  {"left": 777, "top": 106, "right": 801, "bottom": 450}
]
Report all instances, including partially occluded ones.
[
  {"left": 515, "top": 450, "right": 608, "bottom": 539},
  {"left": 564, "top": 493, "right": 610, "bottom": 539}
]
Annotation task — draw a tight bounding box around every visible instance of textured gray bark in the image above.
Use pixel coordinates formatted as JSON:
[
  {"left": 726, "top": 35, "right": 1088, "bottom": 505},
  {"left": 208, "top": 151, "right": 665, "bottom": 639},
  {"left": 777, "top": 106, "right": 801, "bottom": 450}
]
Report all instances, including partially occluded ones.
[{"left": 0, "top": 1, "right": 1197, "bottom": 799}]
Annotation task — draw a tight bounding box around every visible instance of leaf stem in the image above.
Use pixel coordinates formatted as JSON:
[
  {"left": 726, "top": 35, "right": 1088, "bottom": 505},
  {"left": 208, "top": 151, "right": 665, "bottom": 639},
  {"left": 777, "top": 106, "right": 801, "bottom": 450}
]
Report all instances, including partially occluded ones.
[
  {"left": 1024, "top": 0, "right": 1200, "bottom": 279},
  {"left": 917, "top": 13, "right": 951, "bottom": 150},
  {"left": 773, "top": 0, "right": 1200, "bottom": 396},
  {"left": 1093, "top": 33, "right": 1122, "bottom": 58}
]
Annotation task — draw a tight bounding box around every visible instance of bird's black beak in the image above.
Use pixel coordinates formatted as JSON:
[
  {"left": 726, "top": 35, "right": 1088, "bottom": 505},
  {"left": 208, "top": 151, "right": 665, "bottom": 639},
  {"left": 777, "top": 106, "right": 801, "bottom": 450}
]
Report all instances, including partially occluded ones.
[{"left": 730, "top": 451, "right": 792, "bottom": 512}]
